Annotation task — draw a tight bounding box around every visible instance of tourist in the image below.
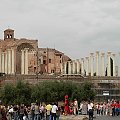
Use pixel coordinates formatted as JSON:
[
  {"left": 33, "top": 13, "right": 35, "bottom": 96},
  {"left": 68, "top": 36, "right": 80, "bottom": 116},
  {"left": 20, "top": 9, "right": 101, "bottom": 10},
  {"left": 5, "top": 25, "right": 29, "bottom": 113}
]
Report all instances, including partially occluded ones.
[
  {"left": 100, "top": 103, "right": 103, "bottom": 115},
  {"left": 102, "top": 102, "right": 106, "bottom": 116},
  {"left": 27, "top": 106, "right": 31, "bottom": 120},
  {"left": 107, "top": 100, "right": 111, "bottom": 116},
  {"left": 96, "top": 103, "right": 100, "bottom": 116},
  {"left": 64, "top": 95, "right": 70, "bottom": 115},
  {"left": 31, "top": 103, "right": 35, "bottom": 120},
  {"left": 13, "top": 105, "right": 19, "bottom": 120},
  {"left": 111, "top": 100, "right": 116, "bottom": 116},
  {"left": 115, "top": 100, "right": 119, "bottom": 116},
  {"left": 19, "top": 105, "right": 25, "bottom": 120},
  {"left": 45, "top": 103, "right": 52, "bottom": 120},
  {"left": 73, "top": 98, "right": 78, "bottom": 115},
  {"left": 88, "top": 101, "right": 94, "bottom": 120},
  {"left": 34, "top": 103, "right": 40, "bottom": 120},
  {"left": 80, "top": 101, "right": 88, "bottom": 115},
  {"left": 51, "top": 103, "right": 58, "bottom": 120},
  {"left": 56, "top": 106, "right": 61, "bottom": 120},
  {"left": 40, "top": 104, "right": 45, "bottom": 119},
  {"left": 7, "top": 105, "right": 13, "bottom": 120}
]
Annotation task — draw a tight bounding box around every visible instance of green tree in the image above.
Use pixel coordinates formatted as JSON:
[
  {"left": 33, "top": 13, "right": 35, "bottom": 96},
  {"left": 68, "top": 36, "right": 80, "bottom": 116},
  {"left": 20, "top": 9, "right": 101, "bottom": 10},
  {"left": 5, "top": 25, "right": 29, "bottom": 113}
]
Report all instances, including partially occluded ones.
[
  {"left": 1, "top": 80, "right": 96, "bottom": 105},
  {"left": 1, "top": 80, "right": 32, "bottom": 105},
  {"left": 80, "top": 82, "right": 96, "bottom": 101},
  {"left": 15, "top": 80, "right": 32, "bottom": 105}
]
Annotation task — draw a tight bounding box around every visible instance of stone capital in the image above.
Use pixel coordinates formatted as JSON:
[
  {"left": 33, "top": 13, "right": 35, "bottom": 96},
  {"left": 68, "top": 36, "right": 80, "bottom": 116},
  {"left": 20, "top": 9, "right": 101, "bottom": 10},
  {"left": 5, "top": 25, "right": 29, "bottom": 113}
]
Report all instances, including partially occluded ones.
[
  {"left": 107, "top": 52, "right": 112, "bottom": 55},
  {"left": 101, "top": 53, "right": 105, "bottom": 57},
  {"left": 86, "top": 57, "right": 89, "bottom": 60},
  {"left": 90, "top": 53, "right": 94, "bottom": 56},
  {"left": 96, "top": 51, "right": 99, "bottom": 55},
  {"left": 81, "top": 58, "right": 84, "bottom": 61}
]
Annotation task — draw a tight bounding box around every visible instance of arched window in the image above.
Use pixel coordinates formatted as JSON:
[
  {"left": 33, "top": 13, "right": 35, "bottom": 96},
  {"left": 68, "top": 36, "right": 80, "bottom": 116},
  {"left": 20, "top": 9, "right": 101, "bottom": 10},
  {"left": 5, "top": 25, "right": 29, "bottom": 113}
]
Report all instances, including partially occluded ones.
[
  {"left": 10, "top": 34, "right": 12, "bottom": 38},
  {"left": 7, "top": 34, "right": 9, "bottom": 38}
]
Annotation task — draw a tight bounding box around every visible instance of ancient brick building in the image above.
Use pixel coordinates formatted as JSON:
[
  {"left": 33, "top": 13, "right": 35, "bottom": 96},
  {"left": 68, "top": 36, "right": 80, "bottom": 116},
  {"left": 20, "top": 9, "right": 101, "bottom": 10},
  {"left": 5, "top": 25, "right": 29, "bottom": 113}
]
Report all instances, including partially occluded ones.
[
  {"left": 38, "top": 48, "right": 71, "bottom": 74},
  {"left": 0, "top": 28, "right": 38, "bottom": 75},
  {"left": 0, "top": 29, "right": 70, "bottom": 75}
]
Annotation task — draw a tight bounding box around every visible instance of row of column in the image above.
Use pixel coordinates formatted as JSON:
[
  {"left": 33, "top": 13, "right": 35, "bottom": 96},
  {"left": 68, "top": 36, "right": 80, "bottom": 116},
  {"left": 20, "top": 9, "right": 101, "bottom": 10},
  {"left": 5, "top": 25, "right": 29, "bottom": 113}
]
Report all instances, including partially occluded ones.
[
  {"left": 88, "top": 52, "right": 116, "bottom": 76},
  {"left": 0, "top": 48, "right": 15, "bottom": 74},
  {"left": 21, "top": 48, "right": 29, "bottom": 75},
  {"left": 61, "top": 51, "right": 117, "bottom": 76},
  {"left": 61, "top": 59, "right": 81, "bottom": 75}
]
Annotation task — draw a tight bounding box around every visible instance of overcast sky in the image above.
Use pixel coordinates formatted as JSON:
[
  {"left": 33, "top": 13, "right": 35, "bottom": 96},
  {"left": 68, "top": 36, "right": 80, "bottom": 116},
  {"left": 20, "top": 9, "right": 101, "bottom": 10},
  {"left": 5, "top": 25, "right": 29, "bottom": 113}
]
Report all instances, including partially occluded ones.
[{"left": 0, "top": 0, "right": 120, "bottom": 59}]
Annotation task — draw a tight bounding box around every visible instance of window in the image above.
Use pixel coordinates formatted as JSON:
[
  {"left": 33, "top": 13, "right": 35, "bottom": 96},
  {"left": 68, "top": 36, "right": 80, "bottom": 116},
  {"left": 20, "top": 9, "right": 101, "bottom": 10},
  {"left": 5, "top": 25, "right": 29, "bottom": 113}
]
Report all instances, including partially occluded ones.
[
  {"left": 43, "top": 60, "right": 46, "bottom": 64},
  {"left": 49, "top": 59, "right": 51, "bottom": 63},
  {"left": 10, "top": 34, "right": 12, "bottom": 38},
  {"left": 7, "top": 34, "right": 9, "bottom": 38},
  {"left": 51, "top": 70, "right": 54, "bottom": 73}
]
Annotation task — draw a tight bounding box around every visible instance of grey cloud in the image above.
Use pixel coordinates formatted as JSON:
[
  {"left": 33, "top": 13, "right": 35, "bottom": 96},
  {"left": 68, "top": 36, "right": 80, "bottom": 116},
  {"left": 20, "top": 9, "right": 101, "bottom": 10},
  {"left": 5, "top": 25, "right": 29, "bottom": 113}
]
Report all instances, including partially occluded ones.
[{"left": 0, "top": 0, "right": 120, "bottom": 59}]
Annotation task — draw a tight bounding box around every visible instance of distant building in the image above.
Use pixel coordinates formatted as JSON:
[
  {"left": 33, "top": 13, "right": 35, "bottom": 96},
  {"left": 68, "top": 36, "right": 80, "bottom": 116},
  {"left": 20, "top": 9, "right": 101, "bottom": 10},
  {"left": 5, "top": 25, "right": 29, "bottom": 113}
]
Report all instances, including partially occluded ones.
[
  {"left": 0, "top": 28, "right": 71, "bottom": 75},
  {"left": 38, "top": 48, "right": 71, "bottom": 74}
]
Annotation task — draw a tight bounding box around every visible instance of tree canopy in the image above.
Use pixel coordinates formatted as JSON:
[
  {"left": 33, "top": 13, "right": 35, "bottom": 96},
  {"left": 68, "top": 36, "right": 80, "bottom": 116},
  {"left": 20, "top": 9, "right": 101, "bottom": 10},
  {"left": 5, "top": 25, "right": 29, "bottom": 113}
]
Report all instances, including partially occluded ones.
[{"left": 0, "top": 80, "right": 96, "bottom": 105}]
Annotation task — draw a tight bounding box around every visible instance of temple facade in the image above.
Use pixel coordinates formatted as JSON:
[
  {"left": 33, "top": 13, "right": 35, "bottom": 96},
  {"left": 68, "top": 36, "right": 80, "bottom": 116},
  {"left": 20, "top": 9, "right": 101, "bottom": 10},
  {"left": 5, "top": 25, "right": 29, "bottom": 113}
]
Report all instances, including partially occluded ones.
[{"left": 0, "top": 29, "right": 38, "bottom": 75}]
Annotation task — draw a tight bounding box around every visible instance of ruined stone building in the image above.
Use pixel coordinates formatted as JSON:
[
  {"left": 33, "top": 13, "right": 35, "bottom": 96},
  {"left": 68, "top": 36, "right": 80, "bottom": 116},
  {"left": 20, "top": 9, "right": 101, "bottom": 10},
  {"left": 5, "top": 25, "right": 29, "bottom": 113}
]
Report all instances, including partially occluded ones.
[
  {"left": 38, "top": 48, "right": 70, "bottom": 74},
  {"left": 0, "top": 29, "right": 70, "bottom": 75}
]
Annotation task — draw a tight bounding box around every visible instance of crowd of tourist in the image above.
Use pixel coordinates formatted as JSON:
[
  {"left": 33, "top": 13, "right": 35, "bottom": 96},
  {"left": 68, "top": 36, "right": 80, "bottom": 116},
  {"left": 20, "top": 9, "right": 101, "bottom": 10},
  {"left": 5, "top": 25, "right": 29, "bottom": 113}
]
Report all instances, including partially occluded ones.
[
  {"left": 79, "top": 99, "right": 120, "bottom": 120},
  {"left": 0, "top": 99, "right": 120, "bottom": 120},
  {"left": 0, "top": 102, "right": 60, "bottom": 120}
]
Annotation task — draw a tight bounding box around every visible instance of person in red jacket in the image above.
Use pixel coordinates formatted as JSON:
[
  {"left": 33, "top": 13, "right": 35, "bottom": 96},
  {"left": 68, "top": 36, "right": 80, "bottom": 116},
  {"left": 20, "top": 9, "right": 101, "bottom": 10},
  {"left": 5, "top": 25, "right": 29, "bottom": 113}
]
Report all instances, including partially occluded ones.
[
  {"left": 111, "top": 101, "right": 116, "bottom": 116},
  {"left": 64, "top": 95, "right": 70, "bottom": 115}
]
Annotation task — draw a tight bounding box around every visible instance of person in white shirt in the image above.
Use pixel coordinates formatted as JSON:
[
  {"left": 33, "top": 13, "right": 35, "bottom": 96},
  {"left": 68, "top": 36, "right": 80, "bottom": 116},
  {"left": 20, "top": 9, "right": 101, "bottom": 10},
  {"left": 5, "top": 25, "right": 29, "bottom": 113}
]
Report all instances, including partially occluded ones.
[
  {"left": 88, "top": 101, "right": 94, "bottom": 120},
  {"left": 51, "top": 103, "right": 58, "bottom": 120},
  {"left": 73, "top": 99, "right": 78, "bottom": 115}
]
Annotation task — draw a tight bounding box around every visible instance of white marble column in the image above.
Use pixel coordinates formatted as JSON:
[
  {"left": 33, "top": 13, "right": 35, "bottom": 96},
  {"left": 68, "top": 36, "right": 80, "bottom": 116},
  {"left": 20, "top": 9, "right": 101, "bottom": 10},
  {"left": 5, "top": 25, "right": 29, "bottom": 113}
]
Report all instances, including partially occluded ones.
[
  {"left": 1, "top": 53, "right": 5, "bottom": 73},
  {"left": 8, "top": 49, "right": 12, "bottom": 74},
  {"left": 107, "top": 52, "right": 111, "bottom": 76},
  {"left": 81, "top": 58, "right": 84, "bottom": 75},
  {"left": 60, "top": 63, "right": 63, "bottom": 74},
  {"left": 96, "top": 51, "right": 99, "bottom": 76},
  {"left": 21, "top": 49, "right": 25, "bottom": 74},
  {"left": 64, "top": 62, "right": 67, "bottom": 74},
  {"left": 72, "top": 60, "right": 76, "bottom": 74},
  {"left": 86, "top": 57, "right": 89, "bottom": 76},
  {"left": 68, "top": 61, "right": 72, "bottom": 75},
  {"left": 76, "top": 59, "right": 80, "bottom": 74},
  {"left": 0, "top": 49, "right": 2, "bottom": 72},
  {"left": 101, "top": 53, "right": 105, "bottom": 76},
  {"left": 112, "top": 54, "right": 116, "bottom": 76},
  {"left": 25, "top": 48, "right": 29, "bottom": 75},
  {"left": 90, "top": 53, "right": 94, "bottom": 76},
  {"left": 5, "top": 52, "right": 7, "bottom": 74},
  {"left": 11, "top": 48, "right": 15, "bottom": 74}
]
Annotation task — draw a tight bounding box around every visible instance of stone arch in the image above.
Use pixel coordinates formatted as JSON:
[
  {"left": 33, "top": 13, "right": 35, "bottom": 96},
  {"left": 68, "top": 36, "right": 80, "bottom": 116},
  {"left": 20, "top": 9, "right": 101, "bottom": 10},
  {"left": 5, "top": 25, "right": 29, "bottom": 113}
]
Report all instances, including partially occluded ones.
[{"left": 17, "top": 43, "right": 34, "bottom": 52}]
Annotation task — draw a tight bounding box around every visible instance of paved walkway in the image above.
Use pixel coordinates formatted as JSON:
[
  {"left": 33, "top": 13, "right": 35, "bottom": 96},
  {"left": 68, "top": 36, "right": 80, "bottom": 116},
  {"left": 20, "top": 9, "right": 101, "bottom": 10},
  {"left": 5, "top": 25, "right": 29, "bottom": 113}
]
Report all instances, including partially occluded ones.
[
  {"left": 59, "top": 115, "right": 120, "bottom": 120},
  {"left": 59, "top": 115, "right": 88, "bottom": 120},
  {"left": 95, "top": 115, "right": 120, "bottom": 120}
]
